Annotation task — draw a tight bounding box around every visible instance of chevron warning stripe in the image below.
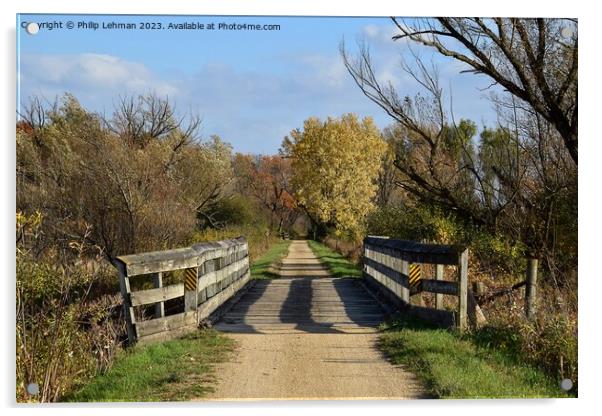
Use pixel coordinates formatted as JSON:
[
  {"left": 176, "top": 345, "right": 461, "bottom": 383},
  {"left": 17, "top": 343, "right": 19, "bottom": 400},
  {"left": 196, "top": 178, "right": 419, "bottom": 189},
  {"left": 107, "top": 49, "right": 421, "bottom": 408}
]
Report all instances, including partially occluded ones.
[
  {"left": 184, "top": 267, "right": 197, "bottom": 291},
  {"left": 409, "top": 264, "right": 421, "bottom": 287}
]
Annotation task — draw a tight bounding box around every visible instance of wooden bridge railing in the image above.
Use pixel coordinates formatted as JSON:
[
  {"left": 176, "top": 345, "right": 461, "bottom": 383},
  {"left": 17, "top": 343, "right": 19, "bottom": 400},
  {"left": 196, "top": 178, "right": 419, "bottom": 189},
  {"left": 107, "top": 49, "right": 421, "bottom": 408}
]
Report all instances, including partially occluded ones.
[
  {"left": 362, "top": 236, "right": 470, "bottom": 330},
  {"left": 113, "top": 237, "right": 250, "bottom": 345}
]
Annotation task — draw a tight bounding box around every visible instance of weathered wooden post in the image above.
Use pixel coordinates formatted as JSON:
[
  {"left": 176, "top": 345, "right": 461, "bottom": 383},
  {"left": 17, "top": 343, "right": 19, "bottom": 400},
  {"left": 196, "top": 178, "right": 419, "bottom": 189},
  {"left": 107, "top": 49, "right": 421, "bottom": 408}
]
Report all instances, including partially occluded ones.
[
  {"left": 385, "top": 248, "right": 395, "bottom": 295},
  {"left": 457, "top": 249, "right": 468, "bottom": 330},
  {"left": 381, "top": 247, "right": 388, "bottom": 292},
  {"left": 152, "top": 272, "right": 164, "bottom": 318},
  {"left": 184, "top": 267, "right": 198, "bottom": 313},
  {"left": 400, "top": 260, "right": 410, "bottom": 304},
  {"left": 362, "top": 243, "right": 368, "bottom": 280},
  {"left": 206, "top": 259, "right": 216, "bottom": 298},
  {"left": 472, "top": 281, "right": 486, "bottom": 296},
  {"left": 115, "top": 262, "right": 136, "bottom": 344},
  {"left": 435, "top": 264, "right": 444, "bottom": 310},
  {"left": 525, "top": 258, "right": 538, "bottom": 319},
  {"left": 390, "top": 249, "right": 402, "bottom": 301}
]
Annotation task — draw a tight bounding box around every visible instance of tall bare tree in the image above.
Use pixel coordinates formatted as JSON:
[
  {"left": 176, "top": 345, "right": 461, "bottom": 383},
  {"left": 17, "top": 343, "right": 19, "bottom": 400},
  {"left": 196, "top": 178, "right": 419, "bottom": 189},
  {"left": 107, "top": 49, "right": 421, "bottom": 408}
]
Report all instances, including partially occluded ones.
[
  {"left": 341, "top": 19, "right": 578, "bottom": 283},
  {"left": 353, "top": 17, "right": 578, "bottom": 164}
]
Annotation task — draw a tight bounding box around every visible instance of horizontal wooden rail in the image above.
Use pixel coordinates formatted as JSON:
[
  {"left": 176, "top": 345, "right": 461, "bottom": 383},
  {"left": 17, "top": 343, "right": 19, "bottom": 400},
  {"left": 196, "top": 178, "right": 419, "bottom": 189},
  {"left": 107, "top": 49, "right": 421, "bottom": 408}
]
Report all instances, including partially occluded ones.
[
  {"left": 419, "top": 279, "right": 458, "bottom": 296},
  {"left": 116, "top": 238, "right": 247, "bottom": 277},
  {"left": 130, "top": 283, "right": 184, "bottom": 307},
  {"left": 364, "top": 236, "right": 466, "bottom": 265},
  {"left": 113, "top": 237, "right": 250, "bottom": 345},
  {"left": 135, "top": 311, "right": 197, "bottom": 338}
]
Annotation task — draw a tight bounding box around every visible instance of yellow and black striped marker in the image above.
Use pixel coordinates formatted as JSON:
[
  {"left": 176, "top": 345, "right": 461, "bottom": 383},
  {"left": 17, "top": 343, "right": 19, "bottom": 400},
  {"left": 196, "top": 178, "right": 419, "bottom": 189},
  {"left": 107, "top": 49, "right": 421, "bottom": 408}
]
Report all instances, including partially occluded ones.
[
  {"left": 409, "top": 264, "right": 421, "bottom": 288},
  {"left": 184, "top": 267, "right": 197, "bottom": 291}
]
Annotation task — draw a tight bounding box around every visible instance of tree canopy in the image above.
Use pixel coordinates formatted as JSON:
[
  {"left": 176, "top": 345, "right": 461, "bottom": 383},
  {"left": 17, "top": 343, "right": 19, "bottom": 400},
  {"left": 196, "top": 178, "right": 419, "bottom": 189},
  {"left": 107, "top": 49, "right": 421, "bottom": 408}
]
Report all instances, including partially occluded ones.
[{"left": 284, "top": 114, "right": 387, "bottom": 240}]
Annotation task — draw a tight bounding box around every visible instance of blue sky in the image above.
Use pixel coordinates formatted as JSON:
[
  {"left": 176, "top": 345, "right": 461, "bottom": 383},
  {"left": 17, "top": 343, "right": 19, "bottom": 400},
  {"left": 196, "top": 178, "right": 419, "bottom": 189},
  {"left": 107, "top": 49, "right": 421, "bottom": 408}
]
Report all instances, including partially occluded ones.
[{"left": 17, "top": 14, "right": 500, "bottom": 154}]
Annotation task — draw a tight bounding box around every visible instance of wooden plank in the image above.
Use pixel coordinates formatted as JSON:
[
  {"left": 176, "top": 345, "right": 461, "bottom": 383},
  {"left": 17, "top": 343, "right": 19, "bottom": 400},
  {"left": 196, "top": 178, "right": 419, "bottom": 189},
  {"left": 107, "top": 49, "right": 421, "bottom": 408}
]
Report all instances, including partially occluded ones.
[
  {"left": 198, "top": 269, "right": 251, "bottom": 320},
  {"left": 198, "top": 257, "right": 249, "bottom": 292},
  {"left": 362, "top": 272, "right": 407, "bottom": 312},
  {"left": 390, "top": 252, "right": 402, "bottom": 300},
  {"left": 420, "top": 279, "right": 458, "bottom": 296},
  {"left": 203, "top": 259, "right": 216, "bottom": 298},
  {"left": 137, "top": 324, "right": 198, "bottom": 346},
  {"left": 400, "top": 260, "right": 410, "bottom": 303},
  {"left": 364, "top": 236, "right": 466, "bottom": 265},
  {"left": 135, "top": 311, "right": 197, "bottom": 337},
  {"left": 457, "top": 249, "right": 468, "bottom": 331},
  {"left": 130, "top": 283, "right": 184, "bottom": 307},
  {"left": 116, "top": 247, "right": 200, "bottom": 277},
  {"left": 363, "top": 257, "right": 409, "bottom": 288},
  {"left": 115, "top": 237, "right": 247, "bottom": 276},
  {"left": 435, "top": 264, "right": 444, "bottom": 309}
]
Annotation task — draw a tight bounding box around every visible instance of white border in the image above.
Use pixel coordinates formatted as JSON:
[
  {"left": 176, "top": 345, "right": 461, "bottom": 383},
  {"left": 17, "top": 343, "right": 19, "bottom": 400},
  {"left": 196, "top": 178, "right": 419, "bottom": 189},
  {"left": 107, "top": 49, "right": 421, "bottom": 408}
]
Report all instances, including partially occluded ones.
[{"left": 2, "top": 1, "right": 600, "bottom": 415}]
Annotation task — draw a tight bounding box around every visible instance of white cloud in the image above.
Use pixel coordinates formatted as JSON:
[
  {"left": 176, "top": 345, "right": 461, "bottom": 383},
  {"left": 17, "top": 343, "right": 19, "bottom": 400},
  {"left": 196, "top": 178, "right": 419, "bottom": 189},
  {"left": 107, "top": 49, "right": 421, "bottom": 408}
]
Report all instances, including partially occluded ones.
[
  {"left": 362, "top": 24, "right": 380, "bottom": 39},
  {"left": 361, "top": 23, "right": 405, "bottom": 46},
  {"left": 294, "top": 53, "right": 348, "bottom": 88},
  {"left": 20, "top": 53, "right": 178, "bottom": 99}
]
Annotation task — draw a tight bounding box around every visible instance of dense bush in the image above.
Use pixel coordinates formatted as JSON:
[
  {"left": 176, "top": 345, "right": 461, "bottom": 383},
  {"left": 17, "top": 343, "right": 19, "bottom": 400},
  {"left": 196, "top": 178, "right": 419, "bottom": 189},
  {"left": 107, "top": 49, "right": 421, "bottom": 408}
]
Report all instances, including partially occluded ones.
[
  {"left": 367, "top": 205, "right": 527, "bottom": 279},
  {"left": 470, "top": 310, "right": 577, "bottom": 392},
  {"left": 16, "top": 221, "right": 124, "bottom": 402},
  {"left": 17, "top": 94, "right": 233, "bottom": 259},
  {"left": 201, "top": 196, "right": 260, "bottom": 229}
]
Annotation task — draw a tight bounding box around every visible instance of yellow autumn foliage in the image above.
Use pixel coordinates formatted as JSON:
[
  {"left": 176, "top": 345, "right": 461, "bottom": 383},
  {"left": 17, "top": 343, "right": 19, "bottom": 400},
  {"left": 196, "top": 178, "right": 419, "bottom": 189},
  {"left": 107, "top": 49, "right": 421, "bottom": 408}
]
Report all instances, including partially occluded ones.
[{"left": 288, "top": 114, "right": 387, "bottom": 240}]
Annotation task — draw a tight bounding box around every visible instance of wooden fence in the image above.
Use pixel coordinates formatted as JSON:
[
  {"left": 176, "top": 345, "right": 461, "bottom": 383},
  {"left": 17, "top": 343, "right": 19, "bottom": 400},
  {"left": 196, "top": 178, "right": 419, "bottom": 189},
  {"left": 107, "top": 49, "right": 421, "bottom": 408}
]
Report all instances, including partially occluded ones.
[
  {"left": 362, "top": 236, "right": 473, "bottom": 330},
  {"left": 113, "top": 237, "right": 250, "bottom": 345}
]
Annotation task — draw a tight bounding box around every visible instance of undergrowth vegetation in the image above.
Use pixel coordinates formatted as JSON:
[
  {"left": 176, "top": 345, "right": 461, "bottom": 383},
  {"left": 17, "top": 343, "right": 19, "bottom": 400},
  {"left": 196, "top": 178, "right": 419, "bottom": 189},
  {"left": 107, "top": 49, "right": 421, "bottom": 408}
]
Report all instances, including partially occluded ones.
[
  {"left": 380, "top": 315, "right": 570, "bottom": 399},
  {"left": 66, "top": 330, "right": 234, "bottom": 402},
  {"left": 16, "top": 212, "right": 124, "bottom": 402}
]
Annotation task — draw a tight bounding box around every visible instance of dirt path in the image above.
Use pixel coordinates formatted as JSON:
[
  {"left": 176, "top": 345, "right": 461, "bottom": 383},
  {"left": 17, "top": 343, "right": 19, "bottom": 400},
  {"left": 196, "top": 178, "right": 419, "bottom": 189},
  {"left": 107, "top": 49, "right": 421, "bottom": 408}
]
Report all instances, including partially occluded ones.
[{"left": 207, "top": 240, "right": 427, "bottom": 400}]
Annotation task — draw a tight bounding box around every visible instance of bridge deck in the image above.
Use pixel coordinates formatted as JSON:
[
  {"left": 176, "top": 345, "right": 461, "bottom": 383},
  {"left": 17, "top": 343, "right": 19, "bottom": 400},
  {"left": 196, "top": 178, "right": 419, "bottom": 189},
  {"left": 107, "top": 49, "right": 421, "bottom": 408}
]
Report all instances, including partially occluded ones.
[
  {"left": 214, "top": 241, "right": 386, "bottom": 334},
  {"left": 214, "top": 277, "right": 386, "bottom": 333}
]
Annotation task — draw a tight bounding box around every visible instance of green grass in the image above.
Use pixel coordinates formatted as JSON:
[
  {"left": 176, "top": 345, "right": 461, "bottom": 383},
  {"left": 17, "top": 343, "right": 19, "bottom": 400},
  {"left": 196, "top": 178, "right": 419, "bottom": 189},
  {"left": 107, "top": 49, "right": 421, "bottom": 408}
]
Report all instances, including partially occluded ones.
[
  {"left": 66, "top": 329, "right": 234, "bottom": 402},
  {"left": 250, "top": 239, "right": 291, "bottom": 279},
  {"left": 307, "top": 240, "right": 361, "bottom": 278},
  {"left": 379, "top": 315, "right": 571, "bottom": 399}
]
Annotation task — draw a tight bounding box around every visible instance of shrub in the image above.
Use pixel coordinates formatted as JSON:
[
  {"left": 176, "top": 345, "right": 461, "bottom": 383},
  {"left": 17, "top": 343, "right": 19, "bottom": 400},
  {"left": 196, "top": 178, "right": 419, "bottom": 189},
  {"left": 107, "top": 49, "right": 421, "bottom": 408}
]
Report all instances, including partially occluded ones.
[
  {"left": 17, "top": 95, "right": 233, "bottom": 259},
  {"left": 202, "top": 195, "right": 259, "bottom": 228},
  {"left": 16, "top": 211, "right": 125, "bottom": 402},
  {"left": 16, "top": 253, "right": 125, "bottom": 402},
  {"left": 367, "top": 205, "right": 527, "bottom": 278},
  {"left": 470, "top": 309, "right": 577, "bottom": 393},
  {"left": 189, "top": 224, "right": 281, "bottom": 263}
]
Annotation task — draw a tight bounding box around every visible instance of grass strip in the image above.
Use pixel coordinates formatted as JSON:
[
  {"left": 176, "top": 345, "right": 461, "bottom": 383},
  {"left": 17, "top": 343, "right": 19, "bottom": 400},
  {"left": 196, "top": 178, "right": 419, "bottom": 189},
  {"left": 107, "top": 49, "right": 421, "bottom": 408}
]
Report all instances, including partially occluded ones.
[
  {"left": 379, "top": 315, "right": 571, "bottom": 399},
  {"left": 250, "top": 239, "right": 291, "bottom": 279},
  {"left": 67, "top": 329, "right": 234, "bottom": 402},
  {"left": 307, "top": 240, "right": 361, "bottom": 278}
]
